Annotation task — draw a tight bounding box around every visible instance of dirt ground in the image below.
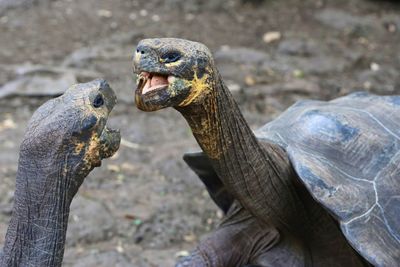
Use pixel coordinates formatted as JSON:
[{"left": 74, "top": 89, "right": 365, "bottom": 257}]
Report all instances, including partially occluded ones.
[{"left": 0, "top": 0, "right": 399, "bottom": 266}]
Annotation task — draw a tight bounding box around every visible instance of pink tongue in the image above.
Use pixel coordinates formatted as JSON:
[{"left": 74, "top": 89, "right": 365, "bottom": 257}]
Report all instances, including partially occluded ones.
[{"left": 150, "top": 75, "right": 168, "bottom": 87}]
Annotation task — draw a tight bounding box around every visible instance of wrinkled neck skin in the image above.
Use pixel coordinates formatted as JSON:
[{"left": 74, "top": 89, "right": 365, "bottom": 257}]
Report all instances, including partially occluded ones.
[
  {"left": 176, "top": 70, "right": 308, "bottom": 233},
  {"left": 1, "top": 151, "right": 79, "bottom": 267}
]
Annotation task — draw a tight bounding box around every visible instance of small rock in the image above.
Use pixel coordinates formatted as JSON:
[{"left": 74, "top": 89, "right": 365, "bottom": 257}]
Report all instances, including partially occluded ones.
[
  {"left": 72, "top": 214, "right": 79, "bottom": 222},
  {"left": 175, "top": 250, "right": 190, "bottom": 258},
  {"left": 315, "top": 0, "right": 324, "bottom": 8},
  {"left": 293, "top": 69, "right": 305, "bottom": 78},
  {"left": 121, "top": 162, "right": 139, "bottom": 172},
  {"left": 97, "top": 9, "right": 112, "bottom": 18},
  {"left": 133, "top": 218, "right": 142, "bottom": 226},
  {"left": 245, "top": 75, "right": 256, "bottom": 86},
  {"left": 151, "top": 14, "right": 160, "bottom": 22},
  {"left": 110, "top": 21, "right": 118, "bottom": 29},
  {"left": 363, "top": 81, "right": 372, "bottom": 90},
  {"left": 226, "top": 82, "right": 241, "bottom": 92},
  {"left": 370, "top": 62, "right": 380, "bottom": 72},
  {"left": 185, "top": 13, "right": 195, "bottom": 21},
  {"left": 129, "top": 12, "right": 137, "bottom": 20},
  {"left": 116, "top": 174, "right": 125, "bottom": 183},
  {"left": 262, "top": 31, "right": 282, "bottom": 43},
  {"left": 183, "top": 233, "right": 197, "bottom": 242},
  {"left": 357, "top": 37, "right": 369, "bottom": 45},
  {"left": 278, "top": 39, "right": 318, "bottom": 57},
  {"left": 107, "top": 164, "right": 121, "bottom": 173},
  {"left": 0, "top": 16, "right": 8, "bottom": 24},
  {"left": 116, "top": 241, "right": 125, "bottom": 253},
  {"left": 384, "top": 22, "right": 397, "bottom": 33},
  {"left": 65, "top": 8, "right": 73, "bottom": 16},
  {"left": 139, "top": 9, "right": 148, "bottom": 17},
  {"left": 0, "top": 117, "right": 16, "bottom": 131},
  {"left": 216, "top": 210, "right": 223, "bottom": 219}
]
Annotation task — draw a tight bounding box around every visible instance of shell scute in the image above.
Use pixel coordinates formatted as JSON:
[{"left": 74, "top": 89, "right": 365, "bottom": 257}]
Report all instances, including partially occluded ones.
[{"left": 256, "top": 93, "right": 400, "bottom": 266}]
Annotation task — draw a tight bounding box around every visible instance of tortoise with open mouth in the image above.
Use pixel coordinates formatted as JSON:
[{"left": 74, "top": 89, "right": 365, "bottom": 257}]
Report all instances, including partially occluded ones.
[
  {"left": 0, "top": 79, "right": 120, "bottom": 267},
  {"left": 133, "top": 38, "right": 399, "bottom": 266}
]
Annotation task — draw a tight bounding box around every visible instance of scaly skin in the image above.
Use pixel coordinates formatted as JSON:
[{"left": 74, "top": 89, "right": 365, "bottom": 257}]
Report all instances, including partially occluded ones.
[
  {"left": 0, "top": 79, "right": 120, "bottom": 267},
  {"left": 133, "top": 38, "right": 370, "bottom": 266}
]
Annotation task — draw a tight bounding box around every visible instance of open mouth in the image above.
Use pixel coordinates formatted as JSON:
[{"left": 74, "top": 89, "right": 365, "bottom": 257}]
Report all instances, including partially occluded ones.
[
  {"left": 134, "top": 70, "right": 189, "bottom": 111},
  {"left": 136, "top": 71, "right": 174, "bottom": 95}
]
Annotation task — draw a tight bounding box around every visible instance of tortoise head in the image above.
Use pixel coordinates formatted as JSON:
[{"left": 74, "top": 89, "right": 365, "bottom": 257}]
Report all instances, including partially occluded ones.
[
  {"left": 20, "top": 79, "right": 121, "bottom": 191},
  {"left": 133, "top": 38, "right": 215, "bottom": 111}
]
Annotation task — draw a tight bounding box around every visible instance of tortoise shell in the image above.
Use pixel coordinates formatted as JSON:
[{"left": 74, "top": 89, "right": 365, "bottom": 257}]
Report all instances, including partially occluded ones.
[{"left": 256, "top": 92, "right": 400, "bottom": 266}]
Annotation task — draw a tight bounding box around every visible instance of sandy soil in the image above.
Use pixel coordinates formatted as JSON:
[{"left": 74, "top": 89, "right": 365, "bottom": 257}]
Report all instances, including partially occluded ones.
[{"left": 0, "top": 0, "right": 399, "bottom": 266}]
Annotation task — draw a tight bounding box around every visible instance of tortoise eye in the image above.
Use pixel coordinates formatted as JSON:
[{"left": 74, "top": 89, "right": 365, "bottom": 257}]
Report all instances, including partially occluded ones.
[
  {"left": 93, "top": 94, "right": 104, "bottom": 108},
  {"left": 161, "top": 52, "right": 181, "bottom": 64}
]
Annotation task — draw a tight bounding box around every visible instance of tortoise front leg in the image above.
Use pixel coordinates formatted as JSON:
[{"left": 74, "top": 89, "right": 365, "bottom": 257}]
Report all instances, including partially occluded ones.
[{"left": 176, "top": 201, "right": 308, "bottom": 267}]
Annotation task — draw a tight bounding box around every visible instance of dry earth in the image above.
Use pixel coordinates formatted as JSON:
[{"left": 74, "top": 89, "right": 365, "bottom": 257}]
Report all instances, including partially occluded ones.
[{"left": 0, "top": 0, "right": 399, "bottom": 266}]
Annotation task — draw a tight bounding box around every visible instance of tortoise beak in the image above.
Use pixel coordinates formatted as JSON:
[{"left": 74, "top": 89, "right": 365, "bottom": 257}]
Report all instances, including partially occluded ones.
[
  {"left": 99, "top": 126, "right": 121, "bottom": 159},
  {"left": 96, "top": 79, "right": 120, "bottom": 159},
  {"left": 98, "top": 79, "right": 117, "bottom": 112}
]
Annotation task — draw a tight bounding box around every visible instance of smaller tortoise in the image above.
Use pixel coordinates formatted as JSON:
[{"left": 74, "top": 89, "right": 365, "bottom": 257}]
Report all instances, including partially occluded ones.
[
  {"left": 133, "top": 38, "right": 399, "bottom": 266},
  {"left": 0, "top": 79, "right": 121, "bottom": 267}
]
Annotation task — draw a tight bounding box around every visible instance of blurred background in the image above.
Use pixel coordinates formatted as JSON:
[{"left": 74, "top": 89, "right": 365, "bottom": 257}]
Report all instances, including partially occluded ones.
[{"left": 0, "top": 0, "right": 399, "bottom": 266}]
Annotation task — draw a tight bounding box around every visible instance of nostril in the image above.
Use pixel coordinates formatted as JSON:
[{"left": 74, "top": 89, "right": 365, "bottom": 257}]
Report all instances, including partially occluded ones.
[
  {"left": 136, "top": 48, "right": 146, "bottom": 54},
  {"left": 136, "top": 45, "right": 149, "bottom": 55}
]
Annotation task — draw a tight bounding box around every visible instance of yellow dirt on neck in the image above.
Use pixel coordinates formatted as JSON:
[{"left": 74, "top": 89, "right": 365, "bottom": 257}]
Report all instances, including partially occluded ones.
[{"left": 178, "top": 71, "right": 210, "bottom": 107}]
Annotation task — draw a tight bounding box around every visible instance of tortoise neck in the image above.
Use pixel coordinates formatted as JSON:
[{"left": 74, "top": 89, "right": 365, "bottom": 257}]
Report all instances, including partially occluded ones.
[
  {"left": 1, "top": 154, "right": 73, "bottom": 267},
  {"left": 176, "top": 71, "right": 304, "bottom": 230}
]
